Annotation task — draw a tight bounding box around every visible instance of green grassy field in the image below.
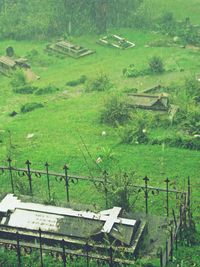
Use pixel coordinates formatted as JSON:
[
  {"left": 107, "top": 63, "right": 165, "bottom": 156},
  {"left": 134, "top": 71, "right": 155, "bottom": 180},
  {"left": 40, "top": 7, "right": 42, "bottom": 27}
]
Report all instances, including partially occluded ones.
[
  {"left": 0, "top": 28, "right": 199, "bottom": 266},
  {"left": 0, "top": 29, "right": 199, "bottom": 195}
]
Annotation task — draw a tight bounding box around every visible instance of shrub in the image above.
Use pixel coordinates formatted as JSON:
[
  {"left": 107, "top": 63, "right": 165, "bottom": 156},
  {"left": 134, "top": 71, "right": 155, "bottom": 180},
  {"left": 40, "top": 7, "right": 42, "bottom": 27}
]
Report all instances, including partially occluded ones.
[
  {"left": 123, "top": 64, "right": 150, "bottom": 78},
  {"left": 35, "top": 85, "right": 59, "bottom": 95},
  {"left": 158, "top": 12, "right": 177, "bottom": 35},
  {"left": 86, "top": 73, "right": 113, "bottom": 92},
  {"left": 66, "top": 75, "right": 87, "bottom": 87},
  {"left": 100, "top": 96, "right": 131, "bottom": 126},
  {"left": 149, "top": 56, "right": 164, "bottom": 73},
  {"left": 118, "top": 126, "right": 136, "bottom": 144},
  {"left": 13, "top": 85, "right": 38, "bottom": 94},
  {"left": 182, "top": 109, "right": 200, "bottom": 135},
  {"left": 26, "top": 49, "right": 39, "bottom": 59},
  {"left": 21, "top": 102, "right": 44, "bottom": 113},
  {"left": 10, "top": 69, "right": 27, "bottom": 87},
  {"left": 119, "top": 123, "right": 148, "bottom": 145},
  {"left": 150, "top": 136, "right": 200, "bottom": 150},
  {"left": 185, "top": 77, "right": 200, "bottom": 103},
  {"left": 123, "top": 87, "right": 138, "bottom": 93}
]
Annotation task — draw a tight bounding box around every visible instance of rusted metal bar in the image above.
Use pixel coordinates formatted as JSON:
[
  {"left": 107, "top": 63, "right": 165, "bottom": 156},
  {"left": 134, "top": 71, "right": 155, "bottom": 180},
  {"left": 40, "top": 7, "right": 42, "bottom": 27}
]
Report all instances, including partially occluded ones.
[
  {"left": 143, "top": 176, "right": 149, "bottom": 214},
  {"left": 63, "top": 164, "right": 69, "bottom": 202},
  {"left": 170, "top": 227, "right": 173, "bottom": 262},
  {"left": 16, "top": 231, "right": 21, "bottom": 267},
  {"left": 45, "top": 162, "right": 51, "bottom": 201},
  {"left": 38, "top": 228, "right": 44, "bottom": 267},
  {"left": 160, "top": 248, "right": 163, "bottom": 267},
  {"left": 7, "top": 158, "right": 14, "bottom": 193},
  {"left": 25, "top": 160, "right": 32, "bottom": 195},
  {"left": 165, "top": 178, "right": 170, "bottom": 217},
  {"left": 62, "top": 239, "right": 67, "bottom": 267},
  {"left": 109, "top": 246, "right": 113, "bottom": 267},
  {"left": 103, "top": 170, "right": 108, "bottom": 208},
  {"left": 0, "top": 165, "right": 184, "bottom": 194}
]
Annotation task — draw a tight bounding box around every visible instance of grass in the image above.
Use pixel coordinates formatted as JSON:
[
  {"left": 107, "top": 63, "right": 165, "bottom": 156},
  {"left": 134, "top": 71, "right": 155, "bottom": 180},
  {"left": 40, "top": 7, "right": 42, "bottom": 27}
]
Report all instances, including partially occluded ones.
[{"left": 0, "top": 28, "right": 199, "bottom": 266}]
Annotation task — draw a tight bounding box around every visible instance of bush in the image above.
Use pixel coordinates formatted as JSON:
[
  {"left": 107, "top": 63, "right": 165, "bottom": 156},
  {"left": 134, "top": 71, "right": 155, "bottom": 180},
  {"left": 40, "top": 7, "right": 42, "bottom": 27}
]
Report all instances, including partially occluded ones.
[
  {"left": 123, "top": 87, "right": 138, "bottom": 93},
  {"left": 182, "top": 109, "right": 200, "bottom": 135},
  {"left": 100, "top": 96, "right": 131, "bottom": 126},
  {"left": 21, "top": 102, "right": 44, "bottom": 113},
  {"left": 86, "top": 73, "right": 113, "bottom": 92},
  {"left": 149, "top": 56, "right": 164, "bottom": 73},
  {"left": 10, "top": 69, "right": 27, "bottom": 87},
  {"left": 185, "top": 77, "right": 200, "bottom": 103},
  {"left": 66, "top": 75, "right": 87, "bottom": 87},
  {"left": 150, "top": 136, "right": 200, "bottom": 150},
  {"left": 35, "top": 85, "right": 59, "bottom": 95},
  {"left": 123, "top": 64, "right": 150, "bottom": 78},
  {"left": 119, "top": 124, "right": 148, "bottom": 144},
  {"left": 13, "top": 85, "right": 38, "bottom": 94}
]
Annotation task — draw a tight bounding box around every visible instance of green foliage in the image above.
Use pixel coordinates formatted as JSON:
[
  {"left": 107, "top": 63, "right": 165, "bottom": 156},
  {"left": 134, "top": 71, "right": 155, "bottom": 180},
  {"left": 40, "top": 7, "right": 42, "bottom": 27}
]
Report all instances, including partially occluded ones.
[
  {"left": 20, "top": 102, "right": 44, "bottom": 113},
  {"left": 105, "top": 172, "right": 136, "bottom": 211},
  {"left": 13, "top": 85, "right": 59, "bottom": 95},
  {"left": 123, "top": 87, "right": 138, "bottom": 93},
  {"left": 119, "top": 123, "right": 148, "bottom": 144},
  {"left": 66, "top": 75, "right": 87, "bottom": 87},
  {"left": 123, "top": 64, "right": 150, "bottom": 78},
  {"left": 150, "top": 135, "right": 200, "bottom": 150},
  {"left": 157, "top": 12, "right": 200, "bottom": 46},
  {"left": 185, "top": 77, "right": 200, "bottom": 103},
  {"left": 149, "top": 56, "right": 164, "bottom": 73},
  {"left": 86, "top": 74, "right": 113, "bottom": 92},
  {"left": 158, "top": 12, "right": 177, "bottom": 34},
  {"left": 182, "top": 108, "right": 200, "bottom": 135},
  {"left": 10, "top": 69, "right": 27, "bottom": 87},
  {"left": 35, "top": 85, "right": 59, "bottom": 95},
  {"left": 100, "top": 96, "right": 131, "bottom": 126},
  {"left": 13, "top": 85, "right": 38, "bottom": 94},
  {"left": 0, "top": 0, "right": 143, "bottom": 39}
]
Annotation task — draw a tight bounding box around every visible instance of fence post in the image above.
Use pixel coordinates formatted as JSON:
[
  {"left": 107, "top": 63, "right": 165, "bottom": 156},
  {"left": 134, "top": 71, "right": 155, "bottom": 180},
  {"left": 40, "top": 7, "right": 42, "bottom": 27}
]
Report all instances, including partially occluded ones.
[
  {"left": 187, "top": 176, "right": 192, "bottom": 226},
  {"left": 38, "top": 228, "right": 43, "bottom": 267},
  {"left": 63, "top": 164, "right": 69, "bottom": 202},
  {"left": 170, "top": 227, "right": 173, "bottom": 262},
  {"left": 143, "top": 176, "right": 149, "bottom": 214},
  {"left": 160, "top": 248, "right": 163, "bottom": 267},
  {"left": 109, "top": 246, "right": 113, "bottom": 267},
  {"left": 25, "top": 160, "right": 32, "bottom": 195},
  {"left": 16, "top": 231, "right": 21, "bottom": 267},
  {"left": 164, "top": 178, "right": 170, "bottom": 217},
  {"left": 45, "top": 162, "right": 51, "bottom": 201},
  {"left": 175, "top": 233, "right": 178, "bottom": 250},
  {"left": 179, "top": 205, "right": 182, "bottom": 241},
  {"left": 166, "top": 240, "right": 168, "bottom": 265},
  {"left": 103, "top": 170, "right": 108, "bottom": 208},
  {"left": 7, "top": 157, "right": 14, "bottom": 193},
  {"left": 62, "top": 239, "right": 67, "bottom": 267},
  {"left": 85, "top": 241, "right": 89, "bottom": 267},
  {"left": 172, "top": 208, "right": 177, "bottom": 230}
]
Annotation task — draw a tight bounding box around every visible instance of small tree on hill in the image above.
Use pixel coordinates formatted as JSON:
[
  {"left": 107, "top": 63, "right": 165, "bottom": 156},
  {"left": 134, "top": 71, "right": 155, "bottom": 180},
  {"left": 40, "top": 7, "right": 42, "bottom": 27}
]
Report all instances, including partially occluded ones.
[{"left": 149, "top": 56, "right": 164, "bottom": 74}]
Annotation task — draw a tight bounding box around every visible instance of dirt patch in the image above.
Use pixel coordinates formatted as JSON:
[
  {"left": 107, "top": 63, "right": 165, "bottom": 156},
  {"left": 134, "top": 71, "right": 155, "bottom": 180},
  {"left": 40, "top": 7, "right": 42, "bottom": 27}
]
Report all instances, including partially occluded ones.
[{"left": 23, "top": 69, "right": 40, "bottom": 82}]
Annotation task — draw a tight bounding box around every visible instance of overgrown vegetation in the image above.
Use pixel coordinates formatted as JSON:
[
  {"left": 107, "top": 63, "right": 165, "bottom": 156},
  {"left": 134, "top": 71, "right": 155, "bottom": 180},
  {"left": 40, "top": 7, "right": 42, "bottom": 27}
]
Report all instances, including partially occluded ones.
[
  {"left": 123, "top": 56, "right": 165, "bottom": 78},
  {"left": 20, "top": 102, "right": 44, "bottom": 113},
  {"left": 66, "top": 75, "right": 87, "bottom": 87},
  {"left": 100, "top": 96, "right": 131, "bottom": 126},
  {"left": 0, "top": 1, "right": 199, "bottom": 266},
  {"left": 86, "top": 73, "right": 113, "bottom": 92}
]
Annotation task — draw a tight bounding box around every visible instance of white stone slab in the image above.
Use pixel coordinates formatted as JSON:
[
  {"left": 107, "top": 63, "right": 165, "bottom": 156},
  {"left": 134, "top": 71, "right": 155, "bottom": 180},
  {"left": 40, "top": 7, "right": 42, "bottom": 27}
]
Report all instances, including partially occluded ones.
[
  {"left": 8, "top": 209, "right": 64, "bottom": 231},
  {"left": 101, "top": 207, "right": 122, "bottom": 233}
]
